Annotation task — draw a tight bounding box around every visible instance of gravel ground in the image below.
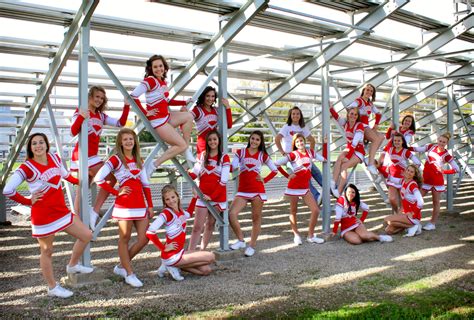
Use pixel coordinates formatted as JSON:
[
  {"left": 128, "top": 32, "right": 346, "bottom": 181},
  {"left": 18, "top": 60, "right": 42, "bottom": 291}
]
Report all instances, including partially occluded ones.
[{"left": 0, "top": 180, "right": 473, "bottom": 319}]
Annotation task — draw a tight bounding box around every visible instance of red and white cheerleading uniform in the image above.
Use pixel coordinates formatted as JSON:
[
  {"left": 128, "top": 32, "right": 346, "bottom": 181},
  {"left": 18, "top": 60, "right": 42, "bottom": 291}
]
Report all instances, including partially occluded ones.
[
  {"left": 3, "top": 153, "right": 78, "bottom": 238},
  {"left": 70, "top": 105, "right": 129, "bottom": 171},
  {"left": 385, "top": 147, "right": 421, "bottom": 189},
  {"left": 231, "top": 148, "right": 278, "bottom": 201},
  {"left": 332, "top": 196, "right": 369, "bottom": 237},
  {"left": 94, "top": 155, "right": 153, "bottom": 220},
  {"left": 400, "top": 179, "right": 423, "bottom": 224},
  {"left": 412, "top": 144, "right": 459, "bottom": 192},
  {"left": 385, "top": 126, "right": 414, "bottom": 146},
  {"left": 275, "top": 148, "right": 325, "bottom": 196},
  {"left": 131, "top": 76, "right": 187, "bottom": 128},
  {"left": 189, "top": 152, "right": 231, "bottom": 210},
  {"left": 330, "top": 107, "right": 365, "bottom": 161},
  {"left": 347, "top": 97, "right": 381, "bottom": 128},
  {"left": 146, "top": 198, "right": 197, "bottom": 267},
  {"left": 191, "top": 105, "right": 233, "bottom": 155}
]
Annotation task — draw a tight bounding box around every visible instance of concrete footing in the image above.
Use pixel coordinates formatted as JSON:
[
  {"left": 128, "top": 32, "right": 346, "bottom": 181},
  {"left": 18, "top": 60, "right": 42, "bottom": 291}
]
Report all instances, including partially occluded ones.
[
  {"left": 63, "top": 268, "right": 111, "bottom": 288},
  {"left": 214, "top": 249, "right": 245, "bottom": 261}
]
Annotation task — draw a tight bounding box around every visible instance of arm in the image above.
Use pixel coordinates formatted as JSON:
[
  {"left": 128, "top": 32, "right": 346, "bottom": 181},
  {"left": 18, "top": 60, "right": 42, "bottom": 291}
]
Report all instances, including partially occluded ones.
[
  {"left": 146, "top": 213, "right": 167, "bottom": 251},
  {"left": 222, "top": 98, "right": 233, "bottom": 129},
  {"left": 169, "top": 99, "right": 187, "bottom": 106},
  {"left": 275, "top": 133, "right": 286, "bottom": 155},
  {"left": 385, "top": 124, "right": 394, "bottom": 140},
  {"left": 408, "top": 152, "right": 422, "bottom": 167},
  {"left": 70, "top": 110, "right": 85, "bottom": 137},
  {"left": 3, "top": 170, "right": 31, "bottom": 206},
  {"left": 209, "top": 161, "right": 231, "bottom": 200},
  {"left": 55, "top": 154, "right": 79, "bottom": 185},
  {"left": 372, "top": 105, "right": 382, "bottom": 126},
  {"left": 130, "top": 81, "right": 149, "bottom": 115},
  {"left": 263, "top": 156, "right": 278, "bottom": 184},
  {"left": 443, "top": 157, "right": 460, "bottom": 174},
  {"left": 186, "top": 196, "right": 198, "bottom": 217},
  {"left": 359, "top": 202, "right": 369, "bottom": 223},
  {"left": 94, "top": 160, "right": 119, "bottom": 196},
  {"left": 139, "top": 166, "right": 153, "bottom": 208},
  {"left": 414, "top": 188, "right": 424, "bottom": 210},
  {"left": 118, "top": 103, "right": 130, "bottom": 126},
  {"left": 332, "top": 202, "right": 344, "bottom": 234}
]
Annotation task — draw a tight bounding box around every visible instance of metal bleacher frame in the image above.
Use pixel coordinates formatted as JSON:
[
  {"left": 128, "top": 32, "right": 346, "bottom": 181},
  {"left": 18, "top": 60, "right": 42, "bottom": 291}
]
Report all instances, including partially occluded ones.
[{"left": 0, "top": 1, "right": 473, "bottom": 262}]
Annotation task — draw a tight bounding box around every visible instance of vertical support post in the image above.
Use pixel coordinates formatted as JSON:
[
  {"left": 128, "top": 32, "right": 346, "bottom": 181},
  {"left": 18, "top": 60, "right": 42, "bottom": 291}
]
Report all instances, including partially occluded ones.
[
  {"left": 392, "top": 76, "right": 399, "bottom": 128},
  {"left": 217, "top": 27, "right": 229, "bottom": 251},
  {"left": 446, "top": 84, "right": 454, "bottom": 211},
  {"left": 0, "top": 193, "right": 7, "bottom": 224},
  {"left": 321, "top": 65, "right": 331, "bottom": 234},
  {"left": 78, "top": 18, "right": 91, "bottom": 267}
]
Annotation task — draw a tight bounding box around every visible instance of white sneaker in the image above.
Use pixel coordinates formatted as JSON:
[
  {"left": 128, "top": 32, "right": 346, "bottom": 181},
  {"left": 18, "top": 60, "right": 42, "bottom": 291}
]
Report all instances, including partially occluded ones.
[
  {"left": 367, "top": 164, "right": 378, "bottom": 176},
  {"left": 422, "top": 222, "right": 436, "bottom": 231},
  {"left": 307, "top": 235, "right": 325, "bottom": 244},
  {"left": 145, "top": 161, "right": 157, "bottom": 178},
  {"left": 89, "top": 209, "right": 99, "bottom": 231},
  {"left": 415, "top": 224, "right": 422, "bottom": 235},
  {"left": 113, "top": 265, "right": 127, "bottom": 279},
  {"left": 125, "top": 274, "right": 143, "bottom": 287},
  {"left": 378, "top": 235, "right": 393, "bottom": 242},
  {"left": 48, "top": 284, "right": 73, "bottom": 298},
  {"left": 293, "top": 234, "right": 303, "bottom": 245},
  {"left": 66, "top": 263, "right": 94, "bottom": 274},
  {"left": 183, "top": 149, "right": 196, "bottom": 163},
  {"left": 166, "top": 266, "right": 184, "bottom": 281},
  {"left": 157, "top": 263, "right": 167, "bottom": 278},
  {"left": 244, "top": 246, "right": 255, "bottom": 257},
  {"left": 230, "top": 240, "right": 246, "bottom": 250},
  {"left": 404, "top": 224, "right": 419, "bottom": 237},
  {"left": 330, "top": 180, "right": 340, "bottom": 198}
]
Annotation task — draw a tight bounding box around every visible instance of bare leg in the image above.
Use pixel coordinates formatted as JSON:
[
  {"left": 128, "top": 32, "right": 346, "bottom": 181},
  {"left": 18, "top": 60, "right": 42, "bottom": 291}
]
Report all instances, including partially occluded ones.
[
  {"left": 229, "top": 197, "right": 249, "bottom": 241},
  {"left": 188, "top": 206, "right": 208, "bottom": 251},
  {"left": 388, "top": 186, "right": 400, "bottom": 214},
  {"left": 37, "top": 235, "right": 56, "bottom": 288},
  {"left": 201, "top": 213, "right": 217, "bottom": 250},
  {"left": 128, "top": 219, "right": 150, "bottom": 261},
  {"left": 249, "top": 198, "right": 264, "bottom": 248},
  {"left": 364, "top": 128, "right": 384, "bottom": 165},
  {"left": 153, "top": 123, "right": 188, "bottom": 167},
  {"left": 93, "top": 173, "right": 115, "bottom": 213},
  {"left": 332, "top": 152, "right": 347, "bottom": 184},
  {"left": 338, "top": 156, "right": 360, "bottom": 194},
  {"left": 384, "top": 214, "right": 413, "bottom": 234},
  {"left": 342, "top": 231, "right": 363, "bottom": 245},
  {"left": 168, "top": 111, "right": 194, "bottom": 145},
  {"left": 117, "top": 220, "right": 134, "bottom": 275},
  {"left": 174, "top": 251, "right": 215, "bottom": 276},
  {"left": 303, "top": 192, "right": 320, "bottom": 238},
  {"left": 354, "top": 224, "right": 379, "bottom": 242},
  {"left": 288, "top": 196, "right": 299, "bottom": 236},
  {"left": 63, "top": 215, "right": 93, "bottom": 266},
  {"left": 431, "top": 190, "right": 441, "bottom": 224}
]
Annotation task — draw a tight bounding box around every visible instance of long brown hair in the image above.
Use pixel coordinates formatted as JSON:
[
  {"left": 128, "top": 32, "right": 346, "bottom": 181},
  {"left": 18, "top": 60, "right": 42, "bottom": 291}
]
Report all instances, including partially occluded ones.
[
  {"left": 286, "top": 106, "right": 305, "bottom": 127},
  {"left": 246, "top": 130, "right": 267, "bottom": 155},
  {"left": 401, "top": 114, "right": 416, "bottom": 133},
  {"left": 88, "top": 86, "right": 108, "bottom": 113},
  {"left": 115, "top": 128, "right": 143, "bottom": 170},
  {"left": 161, "top": 184, "right": 181, "bottom": 211},
  {"left": 204, "top": 130, "right": 222, "bottom": 167},
  {"left": 26, "top": 133, "right": 49, "bottom": 159},
  {"left": 145, "top": 54, "right": 169, "bottom": 80},
  {"left": 392, "top": 132, "right": 408, "bottom": 149}
]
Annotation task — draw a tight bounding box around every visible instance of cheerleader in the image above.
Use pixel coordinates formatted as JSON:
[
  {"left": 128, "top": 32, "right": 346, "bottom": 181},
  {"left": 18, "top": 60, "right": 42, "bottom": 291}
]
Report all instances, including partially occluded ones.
[
  {"left": 147, "top": 185, "right": 215, "bottom": 281},
  {"left": 70, "top": 86, "right": 130, "bottom": 229},
  {"left": 3, "top": 133, "right": 93, "bottom": 298},
  {"left": 411, "top": 132, "right": 459, "bottom": 230},
  {"left": 229, "top": 130, "right": 278, "bottom": 257},
  {"left": 131, "top": 54, "right": 194, "bottom": 172},
  {"left": 276, "top": 133, "right": 326, "bottom": 245},
  {"left": 329, "top": 104, "right": 365, "bottom": 196},
  {"left": 187, "top": 130, "right": 230, "bottom": 251},
  {"left": 384, "top": 164, "right": 424, "bottom": 237},
  {"left": 377, "top": 114, "right": 416, "bottom": 180},
  {"left": 331, "top": 184, "right": 393, "bottom": 244},
  {"left": 191, "top": 86, "right": 233, "bottom": 155},
  {"left": 383, "top": 133, "right": 421, "bottom": 214},
  {"left": 275, "top": 106, "right": 323, "bottom": 204},
  {"left": 346, "top": 83, "right": 384, "bottom": 175},
  {"left": 94, "top": 128, "right": 153, "bottom": 288}
]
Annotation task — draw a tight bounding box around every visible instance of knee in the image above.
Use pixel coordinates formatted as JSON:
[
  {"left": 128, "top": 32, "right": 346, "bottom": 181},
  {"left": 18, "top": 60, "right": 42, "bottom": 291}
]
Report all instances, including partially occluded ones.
[
  {"left": 137, "top": 235, "right": 149, "bottom": 248},
  {"left": 119, "top": 234, "right": 131, "bottom": 244},
  {"left": 208, "top": 252, "right": 216, "bottom": 264},
  {"left": 252, "top": 215, "right": 261, "bottom": 224},
  {"left": 41, "top": 246, "right": 54, "bottom": 258},
  {"left": 201, "top": 266, "right": 212, "bottom": 276},
  {"left": 82, "top": 230, "right": 93, "bottom": 243}
]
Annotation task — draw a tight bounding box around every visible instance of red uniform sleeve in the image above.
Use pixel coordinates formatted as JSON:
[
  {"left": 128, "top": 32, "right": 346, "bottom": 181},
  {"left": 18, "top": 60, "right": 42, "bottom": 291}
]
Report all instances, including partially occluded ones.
[
  {"left": 385, "top": 126, "right": 393, "bottom": 140},
  {"left": 133, "top": 98, "right": 148, "bottom": 116},
  {"left": 9, "top": 192, "right": 33, "bottom": 206},
  {"left": 360, "top": 210, "right": 368, "bottom": 223},
  {"left": 146, "top": 232, "right": 165, "bottom": 251},
  {"left": 186, "top": 196, "right": 197, "bottom": 217},
  {"left": 374, "top": 113, "right": 382, "bottom": 126},
  {"left": 226, "top": 107, "right": 233, "bottom": 129},
  {"left": 118, "top": 104, "right": 130, "bottom": 126},
  {"left": 332, "top": 221, "right": 340, "bottom": 234},
  {"left": 143, "top": 187, "right": 153, "bottom": 208},
  {"left": 278, "top": 166, "right": 290, "bottom": 178},
  {"left": 263, "top": 170, "right": 277, "bottom": 184},
  {"left": 98, "top": 181, "right": 119, "bottom": 196},
  {"left": 169, "top": 99, "right": 187, "bottom": 106},
  {"left": 70, "top": 109, "right": 85, "bottom": 136},
  {"left": 329, "top": 107, "right": 339, "bottom": 120},
  {"left": 64, "top": 174, "right": 79, "bottom": 185}
]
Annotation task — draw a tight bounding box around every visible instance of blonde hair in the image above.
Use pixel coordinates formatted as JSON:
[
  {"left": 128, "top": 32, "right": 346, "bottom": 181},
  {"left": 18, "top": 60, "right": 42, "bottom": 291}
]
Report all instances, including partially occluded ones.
[
  {"left": 161, "top": 184, "right": 181, "bottom": 210},
  {"left": 115, "top": 128, "right": 143, "bottom": 170},
  {"left": 291, "top": 133, "right": 306, "bottom": 151},
  {"left": 440, "top": 132, "right": 451, "bottom": 141},
  {"left": 407, "top": 164, "right": 423, "bottom": 187},
  {"left": 88, "top": 86, "right": 108, "bottom": 113}
]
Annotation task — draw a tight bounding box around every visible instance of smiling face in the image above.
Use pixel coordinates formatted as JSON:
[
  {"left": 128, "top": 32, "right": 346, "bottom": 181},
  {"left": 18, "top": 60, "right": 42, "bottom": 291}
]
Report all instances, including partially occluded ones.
[
  {"left": 120, "top": 133, "right": 135, "bottom": 153},
  {"left": 163, "top": 190, "right": 179, "bottom": 211},
  {"left": 405, "top": 165, "right": 416, "bottom": 180},
  {"left": 204, "top": 90, "right": 216, "bottom": 107},
  {"left": 438, "top": 136, "right": 448, "bottom": 150},
  {"left": 249, "top": 133, "right": 262, "bottom": 150},
  {"left": 347, "top": 108, "right": 359, "bottom": 122},
  {"left": 152, "top": 58, "right": 166, "bottom": 79},
  {"left": 345, "top": 186, "right": 356, "bottom": 202},
  {"left": 89, "top": 90, "right": 105, "bottom": 110},
  {"left": 295, "top": 136, "right": 306, "bottom": 151},
  {"left": 30, "top": 135, "right": 47, "bottom": 158},
  {"left": 207, "top": 133, "right": 219, "bottom": 151},
  {"left": 290, "top": 109, "right": 301, "bottom": 125},
  {"left": 362, "top": 84, "right": 375, "bottom": 100},
  {"left": 401, "top": 116, "right": 413, "bottom": 130},
  {"left": 393, "top": 135, "right": 403, "bottom": 149}
]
